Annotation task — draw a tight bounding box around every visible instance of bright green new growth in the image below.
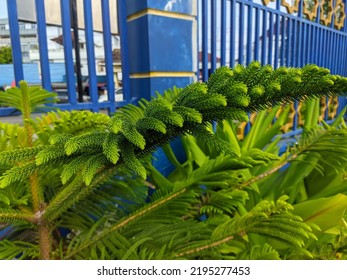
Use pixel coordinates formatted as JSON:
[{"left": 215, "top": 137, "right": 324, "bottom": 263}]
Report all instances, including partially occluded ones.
[{"left": 11, "top": 62, "right": 346, "bottom": 183}]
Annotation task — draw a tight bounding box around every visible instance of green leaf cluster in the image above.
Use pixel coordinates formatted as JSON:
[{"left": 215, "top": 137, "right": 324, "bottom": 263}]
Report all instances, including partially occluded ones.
[{"left": 0, "top": 63, "right": 347, "bottom": 260}]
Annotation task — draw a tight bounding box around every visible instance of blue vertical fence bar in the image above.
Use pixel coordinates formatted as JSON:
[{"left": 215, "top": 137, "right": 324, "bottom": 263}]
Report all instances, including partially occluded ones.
[
  {"left": 280, "top": 15, "right": 285, "bottom": 65},
  {"left": 211, "top": 0, "right": 217, "bottom": 73},
  {"left": 246, "top": 2, "right": 253, "bottom": 65},
  {"left": 201, "top": 0, "right": 208, "bottom": 81},
  {"left": 230, "top": 0, "right": 236, "bottom": 67},
  {"left": 274, "top": 2, "right": 280, "bottom": 68},
  {"left": 35, "top": 0, "right": 52, "bottom": 91},
  {"left": 101, "top": 0, "right": 115, "bottom": 113},
  {"left": 261, "top": 10, "right": 267, "bottom": 65},
  {"left": 6, "top": 0, "right": 24, "bottom": 85},
  {"left": 268, "top": 12, "right": 274, "bottom": 65},
  {"left": 238, "top": 2, "right": 245, "bottom": 65},
  {"left": 117, "top": 0, "right": 131, "bottom": 101},
  {"left": 83, "top": 0, "right": 99, "bottom": 112},
  {"left": 254, "top": 7, "right": 260, "bottom": 62},
  {"left": 221, "top": 0, "right": 227, "bottom": 66},
  {"left": 60, "top": 0, "right": 77, "bottom": 105}
]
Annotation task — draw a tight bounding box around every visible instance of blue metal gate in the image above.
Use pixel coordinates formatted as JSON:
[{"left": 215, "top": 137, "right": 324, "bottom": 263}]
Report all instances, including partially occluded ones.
[
  {"left": 0, "top": 0, "right": 131, "bottom": 116},
  {"left": 198, "top": 0, "right": 347, "bottom": 134}
]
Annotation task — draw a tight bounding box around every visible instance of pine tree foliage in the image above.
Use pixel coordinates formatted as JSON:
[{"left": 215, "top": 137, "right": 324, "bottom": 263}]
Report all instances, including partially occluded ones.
[
  {"left": 1, "top": 64, "right": 347, "bottom": 259},
  {"left": 4, "top": 62, "right": 343, "bottom": 184},
  {"left": 0, "top": 81, "right": 57, "bottom": 115}
]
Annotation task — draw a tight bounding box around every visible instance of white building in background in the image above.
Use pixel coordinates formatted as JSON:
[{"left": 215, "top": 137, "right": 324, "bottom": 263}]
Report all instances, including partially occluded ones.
[
  {"left": 0, "top": 17, "right": 120, "bottom": 76},
  {"left": 0, "top": 18, "right": 38, "bottom": 63}
]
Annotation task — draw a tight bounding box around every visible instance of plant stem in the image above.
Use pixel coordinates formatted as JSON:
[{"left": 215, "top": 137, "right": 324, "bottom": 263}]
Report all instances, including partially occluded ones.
[
  {"left": 238, "top": 154, "right": 298, "bottom": 189},
  {"left": 38, "top": 220, "right": 51, "bottom": 260},
  {"left": 175, "top": 236, "right": 235, "bottom": 258},
  {"left": 64, "top": 188, "right": 187, "bottom": 259},
  {"left": 20, "top": 81, "right": 51, "bottom": 259}
]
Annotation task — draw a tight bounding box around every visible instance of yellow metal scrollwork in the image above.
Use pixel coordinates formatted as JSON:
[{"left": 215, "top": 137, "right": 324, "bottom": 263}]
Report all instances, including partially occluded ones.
[
  {"left": 334, "top": 0, "right": 346, "bottom": 29},
  {"left": 303, "top": 0, "right": 320, "bottom": 21},
  {"left": 261, "top": 0, "right": 276, "bottom": 5},
  {"left": 320, "top": 0, "right": 333, "bottom": 26},
  {"left": 263, "top": 0, "right": 345, "bottom": 29},
  {"left": 281, "top": 0, "right": 300, "bottom": 14}
]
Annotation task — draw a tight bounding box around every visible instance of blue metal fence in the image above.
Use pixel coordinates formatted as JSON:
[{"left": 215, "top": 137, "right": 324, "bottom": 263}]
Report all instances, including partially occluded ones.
[
  {"left": 0, "top": 0, "right": 131, "bottom": 116},
  {"left": 1, "top": 0, "right": 347, "bottom": 124},
  {"left": 198, "top": 0, "right": 347, "bottom": 133}
]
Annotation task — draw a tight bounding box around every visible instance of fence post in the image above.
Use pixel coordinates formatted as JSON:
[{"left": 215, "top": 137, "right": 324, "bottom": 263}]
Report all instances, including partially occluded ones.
[
  {"left": 125, "top": 0, "right": 197, "bottom": 175},
  {"left": 125, "top": 1, "right": 197, "bottom": 99}
]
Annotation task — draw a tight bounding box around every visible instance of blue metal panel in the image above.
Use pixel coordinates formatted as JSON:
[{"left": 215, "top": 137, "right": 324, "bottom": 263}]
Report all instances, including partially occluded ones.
[
  {"left": 254, "top": 7, "right": 260, "bottom": 62},
  {"left": 268, "top": 12, "right": 274, "bottom": 65},
  {"left": 35, "top": 0, "right": 52, "bottom": 91},
  {"left": 230, "top": 0, "right": 236, "bottom": 67},
  {"left": 221, "top": 0, "right": 227, "bottom": 66},
  {"left": 117, "top": 0, "right": 131, "bottom": 101},
  {"left": 280, "top": 15, "right": 285, "bottom": 65},
  {"left": 83, "top": 0, "right": 99, "bottom": 112},
  {"left": 292, "top": 20, "right": 298, "bottom": 67},
  {"left": 101, "top": 0, "right": 116, "bottom": 113},
  {"left": 211, "top": 0, "right": 217, "bottom": 72},
  {"left": 274, "top": 7, "right": 280, "bottom": 68},
  {"left": 201, "top": 0, "right": 208, "bottom": 81},
  {"left": 126, "top": 0, "right": 194, "bottom": 16},
  {"left": 128, "top": 16, "right": 194, "bottom": 73},
  {"left": 60, "top": 0, "right": 77, "bottom": 105},
  {"left": 201, "top": 0, "right": 208, "bottom": 82},
  {"left": 261, "top": 10, "right": 267, "bottom": 65},
  {"left": 246, "top": 4, "right": 253, "bottom": 65},
  {"left": 6, "top": 0, "right": 23, "bottom": 85},
  {"left": 238, "top": 2, "right": 245, "bottom": 65},
  {"left": 286, "top": 18, "right": 291, "bottom": 66}
]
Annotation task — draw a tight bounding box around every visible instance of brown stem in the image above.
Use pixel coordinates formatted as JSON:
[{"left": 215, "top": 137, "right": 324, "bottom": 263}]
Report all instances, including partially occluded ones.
[
  {"left": 64, "top": 188, "right": 187, "bottom": 259},
  {"left": 238, "top": 154, "right": 298, "bottom": 189},
  {"left": 38, "top": 219, "right": 51, "bottom": 260},
  {"left": 175, "top": 236, "right": 235, "bottom": 258},
  {"left": 29, "top": 162, "right": 51, "bottom": 259}
]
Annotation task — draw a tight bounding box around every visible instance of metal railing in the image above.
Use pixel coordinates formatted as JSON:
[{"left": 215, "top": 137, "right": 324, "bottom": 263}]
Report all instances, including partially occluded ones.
[
  {"left": 198, "top": 0, "right": 347, "bottom": 137},
  {"left": 0, "top": 0, "right": 131, "bottom": 116}
]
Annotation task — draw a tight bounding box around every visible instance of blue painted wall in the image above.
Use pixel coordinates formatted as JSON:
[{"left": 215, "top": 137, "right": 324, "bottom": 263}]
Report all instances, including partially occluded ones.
[{"left": 0, "top": 63, "right": 66, "bottom": 88}]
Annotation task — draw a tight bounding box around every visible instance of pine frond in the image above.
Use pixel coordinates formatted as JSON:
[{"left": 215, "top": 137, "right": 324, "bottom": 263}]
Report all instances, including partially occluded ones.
[
  {"left": 0, "top": 240, "right": 39, "bottom": 260},
  {"left": 0, "top": 122, "right": 27, "bottom": 150},
  {"left": 0, "top": 162, "right": 37, "bottom": 189},
  {"left": 60, "top": 155, "right": 92, "bottom": 184},
  {"left": 0, "top": 208, "right": 35, "bottom": 223},
  {"left": 48, "top": 133, "right": 72, "bottom": 145},
  {"left": 121, "top": 121, "right": 146, "bottom": 150},
  {"left": 136, "top": 117, "right": 167, "bottom": 134},
  {"left": 200, "top": 189, "right": 248, "bottom": 215},
  {"left": 64, "top": 131, "right": 107, "bottom": 156},
  {"left": 190, "top": 124, "right": 241, "bottom": 157},
  {"left": 173, "top": 106, "right": 203, "bottom": 124},
  {"left": 82, "top": 154, "right": 108, "bottom": 186},
  {"left": 0, "top": 81, "right": 57, "bottom": 114},
  {"left": 35, "top": 143, "right": 67, "bottom": 165},
  {"left": 0, "top": 146, "right": 42, "bottom": 165},
  {"left": 119, "top": 142, "right": 147, "bottom": 179},
  {"left": 102, "top": 133, "right": 120, "bottom": 164},
  {"left": 53, "top": 110, "right": 110, "bottom": 135}
]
